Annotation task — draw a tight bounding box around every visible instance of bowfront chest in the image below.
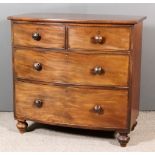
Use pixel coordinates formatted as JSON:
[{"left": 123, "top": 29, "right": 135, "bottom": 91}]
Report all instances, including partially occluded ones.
[{"left": 8, "top": 13, "right": 146, "bottom": 147}]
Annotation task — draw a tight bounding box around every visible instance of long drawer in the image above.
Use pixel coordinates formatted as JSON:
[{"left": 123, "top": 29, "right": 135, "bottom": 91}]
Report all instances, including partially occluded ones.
[
  {"left": 15, "top": 81, "right": 128, "bottom": 129},
  {"left": 14, "top": 49, "right": 129, "bottom": 87}
]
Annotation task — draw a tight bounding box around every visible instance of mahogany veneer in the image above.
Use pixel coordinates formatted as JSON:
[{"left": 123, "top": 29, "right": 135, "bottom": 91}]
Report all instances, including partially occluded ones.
[{"left": 8, "top": 13, "right": 146, "bottom": 147}]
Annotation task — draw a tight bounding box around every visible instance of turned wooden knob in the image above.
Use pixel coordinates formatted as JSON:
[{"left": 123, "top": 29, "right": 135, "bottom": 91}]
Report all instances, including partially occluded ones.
[
  {"left": 34, "top": 99, "right": 43, "bottom": 108},
  {"left": 91, "top": 35, "right": 105, "bottom": 44},
  {"left": 32, "top": 32, "right": 41, "bottom": 41},
  {"left": 91, "top": 66, "right": 104, "bottom": 75},
  {"left": 33, "top": 62, "right": 42, "bottom": 71},
  {"left": 92, "top": 105, "right": 104, "bottom": 114}
]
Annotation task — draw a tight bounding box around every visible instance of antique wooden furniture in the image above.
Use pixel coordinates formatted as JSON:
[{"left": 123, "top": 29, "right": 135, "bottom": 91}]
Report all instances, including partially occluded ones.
[{"left": 8, "top": 13, "right": 146, "bottom": 147}]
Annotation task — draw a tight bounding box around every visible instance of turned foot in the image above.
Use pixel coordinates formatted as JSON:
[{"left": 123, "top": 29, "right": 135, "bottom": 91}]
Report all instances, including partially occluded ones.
[
  {"left": 131, "top": 121, "right": 137, "bottom": 131},
  {"left": 16, "top": 120, "right": 28, "bottom": 134},
  {"left": 116, "top": 132, "right": 130, "bottom": 147}
]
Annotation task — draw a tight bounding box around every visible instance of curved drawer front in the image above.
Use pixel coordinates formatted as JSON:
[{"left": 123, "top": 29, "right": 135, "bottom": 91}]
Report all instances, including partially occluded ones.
[
  {"left": 68, "top": 26, "right": 131, "bottom": 51},
  {"left": 14, "top": 49, "right": 129, "bottom": 87},
  {"left": 15, "top": 81, "right": 128, "bottom": 129},
  {"left": 13, "top": 23, "right": 65, "bottom": 49}
]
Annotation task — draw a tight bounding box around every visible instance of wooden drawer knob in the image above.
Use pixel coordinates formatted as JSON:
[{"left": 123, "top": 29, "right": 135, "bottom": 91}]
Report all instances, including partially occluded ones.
[
  {"left": 33, "top": 62, "right": 42, "bottom": 71},
  {"left": 34, "top": 99, "right": 43, "bottom": 108},
  {"left": 92, "top": 105, "right": 104, "bottom": 114},
  {"left": 91, "top": 35, "right": 105, "bottom": 44},
  {"left": 32, "top": 32, "right": 41, "bottom": 41},
  {"left": 91, "top": 66, "right": 104, "bottom": 75}
]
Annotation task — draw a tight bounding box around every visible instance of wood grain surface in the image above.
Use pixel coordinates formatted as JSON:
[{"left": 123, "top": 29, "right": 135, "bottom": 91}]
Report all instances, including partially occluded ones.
[
  {"left": 14, "top": 49, "right": 129, "bottom": 87},
  {"left": 68, "top": 26, "right": 131, "bottom": 51},
  {"left": 129, "top": 22, "right": 143, "bottom": 129},
  {"left": 13, "top": 23, "right": 65, "bottom": 49},
  {"left": 8, "top": 13, "right": 146, "bottom": 24},
  {"left": 15, "top": 81, "right": 128, "bottom": 129}
]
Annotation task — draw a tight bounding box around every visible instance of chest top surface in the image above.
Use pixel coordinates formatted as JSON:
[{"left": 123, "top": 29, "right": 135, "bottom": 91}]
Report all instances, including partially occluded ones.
[{"left": 8, "top": 13, "right": 146, "bottom": 24}]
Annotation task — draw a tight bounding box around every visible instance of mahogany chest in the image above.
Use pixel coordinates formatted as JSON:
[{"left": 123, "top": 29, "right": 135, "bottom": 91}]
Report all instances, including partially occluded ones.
[{"left": 8, "top": 13, "right": 146, "bottom": 147}]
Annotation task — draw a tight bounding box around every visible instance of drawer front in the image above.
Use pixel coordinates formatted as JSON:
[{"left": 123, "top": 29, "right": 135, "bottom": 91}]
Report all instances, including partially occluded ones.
[
  {"left": 13, "top": 23, "right": 65, "bottom": 49},
  {"left": 14, "top": 49, "right": 129, "bottom": 87},
  {"left": 68, "top": 26, "right": 131, "bottom": 51},
  {"left": 15, "top": 81, "right": 128, "bottom": 129}
]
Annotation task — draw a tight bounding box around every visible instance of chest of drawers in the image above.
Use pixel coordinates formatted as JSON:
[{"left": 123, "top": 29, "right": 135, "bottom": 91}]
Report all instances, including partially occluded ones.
[{"left": 8, "top": 13, "right": 146, "bottom": 147}]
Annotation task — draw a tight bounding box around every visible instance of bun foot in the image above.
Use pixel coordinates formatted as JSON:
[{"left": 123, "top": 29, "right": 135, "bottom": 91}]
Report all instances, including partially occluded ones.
[
  {"left": 131, "top": 121, "right": 137, "bottom": 131},
  {"left": 116, "top": 132, "right": 130, "bottom": 147},
  {"left": 16, "top": 120, "right": 28, "bottom": 134}
]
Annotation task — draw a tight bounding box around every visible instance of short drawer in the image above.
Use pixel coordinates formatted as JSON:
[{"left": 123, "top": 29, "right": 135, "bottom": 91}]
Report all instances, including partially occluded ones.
[
  {"left": 14, "top": 49, "right": 129, "bottom": 87},
  {"left": 13, "top": 23, "right": 65, "bottom": 49},
  {"left": 15, "top": 81, "right": 128, "bottom": 129},
  {"left": 68, "top": 26, "right": 131, "bottom": 51}
]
